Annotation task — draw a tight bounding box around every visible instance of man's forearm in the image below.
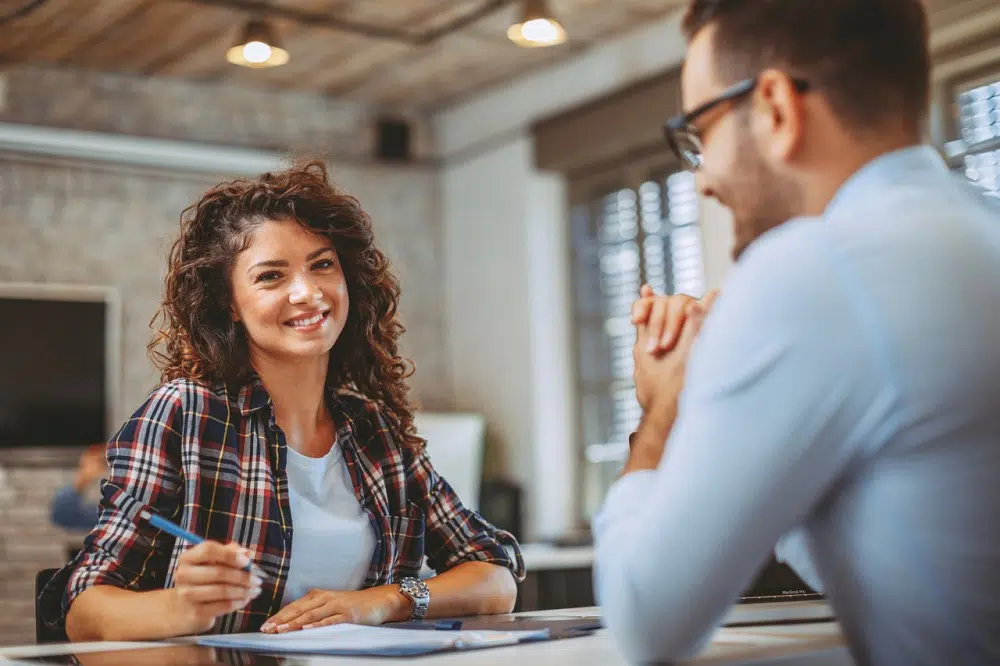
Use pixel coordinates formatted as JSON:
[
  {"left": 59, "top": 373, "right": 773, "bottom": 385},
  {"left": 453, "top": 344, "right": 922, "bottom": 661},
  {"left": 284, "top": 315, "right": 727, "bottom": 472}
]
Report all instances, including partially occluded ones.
[{"left": 622, "top": 399, "right": 678, "bottom": 475}]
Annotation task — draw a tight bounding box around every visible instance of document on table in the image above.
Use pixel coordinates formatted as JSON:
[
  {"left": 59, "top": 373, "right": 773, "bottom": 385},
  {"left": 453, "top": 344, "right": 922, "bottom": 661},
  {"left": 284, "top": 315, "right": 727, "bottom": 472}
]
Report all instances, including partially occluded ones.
[{"left": 196, "top": 623, "right": 550, "bottom": 657}]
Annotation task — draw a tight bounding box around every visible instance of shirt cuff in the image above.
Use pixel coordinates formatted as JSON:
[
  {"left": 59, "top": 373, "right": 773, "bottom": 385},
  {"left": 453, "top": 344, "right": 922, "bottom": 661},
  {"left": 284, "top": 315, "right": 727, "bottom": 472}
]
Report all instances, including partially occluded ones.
[
  {"left": 592, "top": 469, "right": 657, "bottom": 538},
  {"left": 774, "top": 530, "right": 824, "bottom": 593}
]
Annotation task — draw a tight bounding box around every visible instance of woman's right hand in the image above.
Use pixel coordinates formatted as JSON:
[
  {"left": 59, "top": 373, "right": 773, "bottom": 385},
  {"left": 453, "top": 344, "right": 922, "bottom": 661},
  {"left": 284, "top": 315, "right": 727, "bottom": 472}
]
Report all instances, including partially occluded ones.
[{"left": 172, "top": 541, "right": 263, "bottom": 634}]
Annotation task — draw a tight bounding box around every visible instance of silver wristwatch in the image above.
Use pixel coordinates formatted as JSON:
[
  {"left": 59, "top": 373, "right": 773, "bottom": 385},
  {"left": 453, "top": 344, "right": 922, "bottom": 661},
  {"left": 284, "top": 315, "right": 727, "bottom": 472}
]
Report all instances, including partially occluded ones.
[{"left": 398, "top": 576, "right": 430, "bottom": 621}]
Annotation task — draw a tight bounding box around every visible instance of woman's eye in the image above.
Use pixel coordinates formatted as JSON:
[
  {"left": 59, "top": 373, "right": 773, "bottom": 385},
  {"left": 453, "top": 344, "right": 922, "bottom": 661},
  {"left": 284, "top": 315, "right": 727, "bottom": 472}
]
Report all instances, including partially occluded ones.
[
  {"left": 255, "top": 271, "right": 281, "bottom": 284},
  {"left": 312, "top": 259, "right": 334, "bottom": 270}
]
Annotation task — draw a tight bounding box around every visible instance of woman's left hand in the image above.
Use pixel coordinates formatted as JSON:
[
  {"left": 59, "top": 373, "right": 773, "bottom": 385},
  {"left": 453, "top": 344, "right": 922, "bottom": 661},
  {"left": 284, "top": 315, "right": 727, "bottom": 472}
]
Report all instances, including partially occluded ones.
[{"left": 260, "top": 586, "right": 407, "bottom": 633}]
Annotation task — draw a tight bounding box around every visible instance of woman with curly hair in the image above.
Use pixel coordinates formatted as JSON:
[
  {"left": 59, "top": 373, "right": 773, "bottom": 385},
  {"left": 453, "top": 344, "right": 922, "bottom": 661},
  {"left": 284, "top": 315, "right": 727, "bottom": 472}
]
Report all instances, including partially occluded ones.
[{"left": 40, "top": 162, "right": 524, "bottom": 642}]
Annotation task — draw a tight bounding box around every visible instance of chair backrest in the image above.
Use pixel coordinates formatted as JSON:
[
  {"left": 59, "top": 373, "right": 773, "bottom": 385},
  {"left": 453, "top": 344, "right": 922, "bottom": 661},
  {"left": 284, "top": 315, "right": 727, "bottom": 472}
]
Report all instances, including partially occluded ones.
[{"left": 35, "top": 568, "right": 67, "bottom": 644}]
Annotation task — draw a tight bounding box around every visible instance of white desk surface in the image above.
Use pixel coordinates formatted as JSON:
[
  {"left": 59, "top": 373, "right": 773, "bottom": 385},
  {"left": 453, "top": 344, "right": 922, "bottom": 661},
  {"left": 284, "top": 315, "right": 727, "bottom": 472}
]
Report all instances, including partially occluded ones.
[{"left": 0, "top": 604, "right": 850, "bottom": 665}]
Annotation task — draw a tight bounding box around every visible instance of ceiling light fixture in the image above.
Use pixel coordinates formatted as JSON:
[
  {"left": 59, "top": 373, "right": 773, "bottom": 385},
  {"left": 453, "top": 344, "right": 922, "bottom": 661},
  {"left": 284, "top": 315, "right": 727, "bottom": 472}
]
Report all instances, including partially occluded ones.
[
  {"left": 507, "top": 0, "right": 566, "bottom": 48},
  {"left": 226, "top": 19, "right": 290, "bottom": 68}
]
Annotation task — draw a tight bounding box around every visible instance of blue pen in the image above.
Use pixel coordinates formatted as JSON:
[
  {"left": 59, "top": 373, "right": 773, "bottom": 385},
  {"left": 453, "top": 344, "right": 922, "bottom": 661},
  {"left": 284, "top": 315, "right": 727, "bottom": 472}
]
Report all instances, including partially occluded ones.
[
  {"left": 138, "top": 508, "right": 270, "bottom": 581},
  {"left": 397, "top": 620, "right": 464, "bottom": 631},
  {"left": 427, "top": 620, "right": 463, "bottom": 630}
]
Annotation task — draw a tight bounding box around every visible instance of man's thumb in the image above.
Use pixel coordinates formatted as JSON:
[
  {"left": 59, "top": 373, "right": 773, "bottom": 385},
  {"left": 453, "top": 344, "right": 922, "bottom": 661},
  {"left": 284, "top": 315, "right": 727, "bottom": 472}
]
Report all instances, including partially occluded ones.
[{"left": 679, "top": 302, "right": 706, "bottom": 343}]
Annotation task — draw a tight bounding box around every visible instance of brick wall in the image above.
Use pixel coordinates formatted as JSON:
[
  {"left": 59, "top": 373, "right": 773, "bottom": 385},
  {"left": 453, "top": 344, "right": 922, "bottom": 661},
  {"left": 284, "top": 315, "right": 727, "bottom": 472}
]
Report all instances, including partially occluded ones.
[
  {"left": 0, "top": 66, "right": 444, "bottom": 646},
  {"left": 0, "top": 466, "right": 89, "bottom": 645}
]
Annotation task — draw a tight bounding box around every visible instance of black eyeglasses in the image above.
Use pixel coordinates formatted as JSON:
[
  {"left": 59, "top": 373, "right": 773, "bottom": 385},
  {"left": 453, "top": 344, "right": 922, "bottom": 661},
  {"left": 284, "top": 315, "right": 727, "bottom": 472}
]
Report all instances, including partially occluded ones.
[{"left": 663, "top": 76, "right": 811, "bottom": 171}]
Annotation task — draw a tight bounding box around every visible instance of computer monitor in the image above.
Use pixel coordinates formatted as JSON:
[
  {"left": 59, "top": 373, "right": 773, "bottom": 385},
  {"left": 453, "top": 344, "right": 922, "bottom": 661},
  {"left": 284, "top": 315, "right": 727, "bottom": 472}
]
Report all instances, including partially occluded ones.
[{"left": 0, "top": 282, "right": 121, "bottom": 464}]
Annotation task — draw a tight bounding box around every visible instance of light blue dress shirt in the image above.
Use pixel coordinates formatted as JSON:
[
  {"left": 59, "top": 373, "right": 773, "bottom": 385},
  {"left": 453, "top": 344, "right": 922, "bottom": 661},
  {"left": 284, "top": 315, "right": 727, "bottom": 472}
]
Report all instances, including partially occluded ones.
[{"left": 593, "top": 146, "right": 1000, "bottom": 666}]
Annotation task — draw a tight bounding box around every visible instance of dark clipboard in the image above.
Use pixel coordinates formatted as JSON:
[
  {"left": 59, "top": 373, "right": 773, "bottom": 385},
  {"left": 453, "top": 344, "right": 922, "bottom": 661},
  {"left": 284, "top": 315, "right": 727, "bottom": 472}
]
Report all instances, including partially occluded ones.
[{"left": 386, "top": 614, "right": 604, "bottom": 640}]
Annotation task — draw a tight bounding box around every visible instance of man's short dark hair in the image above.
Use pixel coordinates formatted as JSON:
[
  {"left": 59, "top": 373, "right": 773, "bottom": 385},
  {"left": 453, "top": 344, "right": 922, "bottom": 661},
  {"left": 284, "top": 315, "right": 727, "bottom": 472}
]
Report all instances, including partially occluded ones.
[{"left": 682, "top": 0, "right": 930, "bottom": 136}]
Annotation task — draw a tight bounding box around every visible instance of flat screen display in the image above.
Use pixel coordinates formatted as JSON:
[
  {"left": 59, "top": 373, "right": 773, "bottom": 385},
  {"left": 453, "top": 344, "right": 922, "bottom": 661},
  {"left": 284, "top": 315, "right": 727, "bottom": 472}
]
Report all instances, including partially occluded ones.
[{"left": 0, "top": 297, "right": 107, "bottom": 449}]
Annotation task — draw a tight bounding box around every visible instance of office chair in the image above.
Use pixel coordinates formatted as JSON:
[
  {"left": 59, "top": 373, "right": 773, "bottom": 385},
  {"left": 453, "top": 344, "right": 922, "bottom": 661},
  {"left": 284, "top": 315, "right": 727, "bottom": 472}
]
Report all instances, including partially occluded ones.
[
  {"left": 35, "top": 568, "right": 68, "bottom": 644},
  {"left": 413, "top": 412, "right": 485, "bottom": 511}
]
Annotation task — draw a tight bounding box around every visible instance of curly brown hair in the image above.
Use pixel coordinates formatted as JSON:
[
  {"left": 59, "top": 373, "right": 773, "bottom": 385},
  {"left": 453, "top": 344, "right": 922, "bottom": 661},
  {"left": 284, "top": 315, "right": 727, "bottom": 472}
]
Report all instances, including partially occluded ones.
[{"left": 148, "top": 161, "right": 420, "bottom": 448}]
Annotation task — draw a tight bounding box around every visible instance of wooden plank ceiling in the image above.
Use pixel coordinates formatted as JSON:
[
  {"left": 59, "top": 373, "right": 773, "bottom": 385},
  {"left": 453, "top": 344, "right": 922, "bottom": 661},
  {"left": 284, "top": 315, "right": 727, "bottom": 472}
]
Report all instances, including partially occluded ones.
[{"left": 0, "top": 0, "right": 688, "bottom": 109}]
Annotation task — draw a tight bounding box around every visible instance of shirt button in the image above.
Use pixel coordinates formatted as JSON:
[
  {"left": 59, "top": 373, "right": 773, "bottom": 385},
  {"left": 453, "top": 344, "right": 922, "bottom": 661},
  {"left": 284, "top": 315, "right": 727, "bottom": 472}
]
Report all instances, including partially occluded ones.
[{"left": 284, "top": 528, "right": 292, "bottom": 541}]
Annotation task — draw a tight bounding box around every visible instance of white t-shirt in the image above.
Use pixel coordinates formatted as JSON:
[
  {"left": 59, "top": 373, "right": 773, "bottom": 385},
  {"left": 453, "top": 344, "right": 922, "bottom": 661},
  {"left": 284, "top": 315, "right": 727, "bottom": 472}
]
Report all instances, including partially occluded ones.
[{"left": 280, "top": 442, "right": 376, "bottom": 607}]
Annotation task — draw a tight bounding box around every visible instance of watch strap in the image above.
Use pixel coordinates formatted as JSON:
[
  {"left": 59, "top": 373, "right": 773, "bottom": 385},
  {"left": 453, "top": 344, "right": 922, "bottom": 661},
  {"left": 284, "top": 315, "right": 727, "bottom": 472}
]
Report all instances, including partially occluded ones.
[{"left": 399, "top": 577, "right": 429, "bottom": 621}]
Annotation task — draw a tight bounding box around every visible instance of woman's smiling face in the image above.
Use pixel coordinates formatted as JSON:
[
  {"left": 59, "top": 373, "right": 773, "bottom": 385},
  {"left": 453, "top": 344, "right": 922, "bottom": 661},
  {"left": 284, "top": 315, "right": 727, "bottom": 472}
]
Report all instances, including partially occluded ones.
[{"left": 229, "top": 218, "right": 350, "bottom": 363}]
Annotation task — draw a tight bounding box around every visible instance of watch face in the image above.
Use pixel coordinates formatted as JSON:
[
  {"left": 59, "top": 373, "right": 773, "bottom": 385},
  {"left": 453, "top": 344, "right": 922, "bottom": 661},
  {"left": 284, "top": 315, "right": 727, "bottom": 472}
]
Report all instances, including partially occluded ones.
[{"left": 402, "top": 577, "right": 428, "bottom": 599}]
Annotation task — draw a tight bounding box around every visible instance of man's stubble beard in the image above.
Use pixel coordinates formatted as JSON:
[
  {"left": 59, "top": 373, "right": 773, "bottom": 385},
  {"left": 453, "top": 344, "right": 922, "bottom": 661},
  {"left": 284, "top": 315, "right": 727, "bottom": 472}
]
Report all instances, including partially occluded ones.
[{"left": 729, "top": 133, "right": 804, "bottom": 262}]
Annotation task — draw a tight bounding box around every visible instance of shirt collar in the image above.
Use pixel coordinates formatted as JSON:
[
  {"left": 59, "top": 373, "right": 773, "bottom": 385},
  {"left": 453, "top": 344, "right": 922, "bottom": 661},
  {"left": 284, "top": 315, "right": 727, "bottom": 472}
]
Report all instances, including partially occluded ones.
[
  {"left": 824, "top": 145, "right": 948, "bottom": 220},
  {"left": 230, "top": 372, "right": 355, "bottom": 441},
  {"left": 234, "top": 372, "right": 271, "bottom": 416}
]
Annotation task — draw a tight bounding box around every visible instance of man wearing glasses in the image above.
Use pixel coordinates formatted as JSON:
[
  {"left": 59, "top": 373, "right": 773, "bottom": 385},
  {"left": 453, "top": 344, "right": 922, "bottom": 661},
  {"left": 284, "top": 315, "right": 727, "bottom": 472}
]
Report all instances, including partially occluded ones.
[{"left": 593, "top": 0, "right": 1000, "bottom": 664}]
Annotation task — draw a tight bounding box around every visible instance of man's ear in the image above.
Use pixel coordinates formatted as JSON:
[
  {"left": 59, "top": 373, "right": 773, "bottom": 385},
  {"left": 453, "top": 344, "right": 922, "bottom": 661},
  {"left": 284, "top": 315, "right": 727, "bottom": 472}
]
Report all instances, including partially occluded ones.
[{"left": 755, "top": 68, "right": 805, "bottom": 164}]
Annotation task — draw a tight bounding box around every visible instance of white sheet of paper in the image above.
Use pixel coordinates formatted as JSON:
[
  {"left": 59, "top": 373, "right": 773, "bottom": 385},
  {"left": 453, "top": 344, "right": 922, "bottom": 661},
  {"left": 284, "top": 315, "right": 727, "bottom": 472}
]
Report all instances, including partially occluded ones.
[{"left": 196, "top": 623, "right": 547, "bottom": 655}]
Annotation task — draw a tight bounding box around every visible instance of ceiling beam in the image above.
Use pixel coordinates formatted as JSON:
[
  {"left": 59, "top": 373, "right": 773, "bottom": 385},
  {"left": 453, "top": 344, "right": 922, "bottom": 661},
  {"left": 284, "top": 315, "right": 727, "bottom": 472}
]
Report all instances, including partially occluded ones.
[
  {"left": 432, "top": 10, "right": 688, "bottom": 161},
  {"left": 0, "top": 121, "right": 286, "bottom": 175},
  {"left": 930, "top": 3, "right": 1000, "bottom": 55},
  {"left": 177, "top": 0, "right": 517, "bottom": 44},
  {"left": 0, "top": 0, "right": 49, "bottom": 25}
]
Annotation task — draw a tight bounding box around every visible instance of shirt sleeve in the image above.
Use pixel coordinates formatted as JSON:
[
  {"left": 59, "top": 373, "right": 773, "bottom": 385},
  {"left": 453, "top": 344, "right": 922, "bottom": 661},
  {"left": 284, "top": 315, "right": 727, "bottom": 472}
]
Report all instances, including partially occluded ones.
[
  {"left": 592, "top": 225, "right": 895, "bottom": 663},
  {"left": 775, "top": 528, "right": 825, "bottom": 593},
  {"left": 50, "top": 486, "right": 99, "bottom": 532},
  {"left": 45, "top": 383, "right": 188, "bottom": 627},
  {"left": 405, "top": 445, "right": 525, "bottom": 582}
]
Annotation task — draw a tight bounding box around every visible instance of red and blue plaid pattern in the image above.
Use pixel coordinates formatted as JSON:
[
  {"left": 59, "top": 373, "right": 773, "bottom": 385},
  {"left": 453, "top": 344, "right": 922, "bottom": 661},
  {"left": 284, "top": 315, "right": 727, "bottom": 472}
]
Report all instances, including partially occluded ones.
[{"left": 41, "top": 376, "right": 524, "bottom": 634}]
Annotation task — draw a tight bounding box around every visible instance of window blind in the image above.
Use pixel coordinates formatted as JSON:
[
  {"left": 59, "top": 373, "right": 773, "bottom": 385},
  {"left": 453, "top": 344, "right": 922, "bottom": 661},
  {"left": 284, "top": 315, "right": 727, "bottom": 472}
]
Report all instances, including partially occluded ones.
[
  {"left": 958, "top": 79, "right": 1000, "bottom": 194},
  {"left": 574, "top": 171, "right": 705, "bottom": 466}
]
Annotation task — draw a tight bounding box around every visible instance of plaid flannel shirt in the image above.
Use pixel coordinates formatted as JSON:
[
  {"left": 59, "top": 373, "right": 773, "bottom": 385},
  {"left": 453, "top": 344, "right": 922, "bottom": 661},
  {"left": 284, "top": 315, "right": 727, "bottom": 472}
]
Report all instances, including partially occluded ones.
[{"left": 40, "top": 376, "right": 524, "bottom": 635}]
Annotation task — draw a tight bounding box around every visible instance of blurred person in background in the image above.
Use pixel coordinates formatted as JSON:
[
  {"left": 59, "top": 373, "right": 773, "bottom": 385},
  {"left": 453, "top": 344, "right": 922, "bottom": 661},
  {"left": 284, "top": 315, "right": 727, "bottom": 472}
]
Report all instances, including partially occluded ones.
[
  {"left": 50, "top": 443, "right": 104, "bottom": 531},
  {"left": 40, "top": 162, "right": 523, "bottom": 642},
  {"left": 594, "top": 0, "right": 1000, "bottom": 664}
]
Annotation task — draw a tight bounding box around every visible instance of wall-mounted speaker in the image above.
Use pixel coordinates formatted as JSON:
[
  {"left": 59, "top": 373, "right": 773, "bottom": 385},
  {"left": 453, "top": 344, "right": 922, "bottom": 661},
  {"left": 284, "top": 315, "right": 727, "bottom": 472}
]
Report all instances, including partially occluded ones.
[
  {"left": 479, "top": 479, "right": 523, "bottom": 541},
  {"left": 375, "top": 117, "right": 412, "bottom": 162}
]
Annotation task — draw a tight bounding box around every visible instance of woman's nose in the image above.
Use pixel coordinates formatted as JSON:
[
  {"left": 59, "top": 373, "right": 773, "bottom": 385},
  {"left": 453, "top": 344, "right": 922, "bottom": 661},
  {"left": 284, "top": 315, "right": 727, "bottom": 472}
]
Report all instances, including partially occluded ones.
[{"left": 289, "top": 275, "right": 322, "bottom": 304}]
